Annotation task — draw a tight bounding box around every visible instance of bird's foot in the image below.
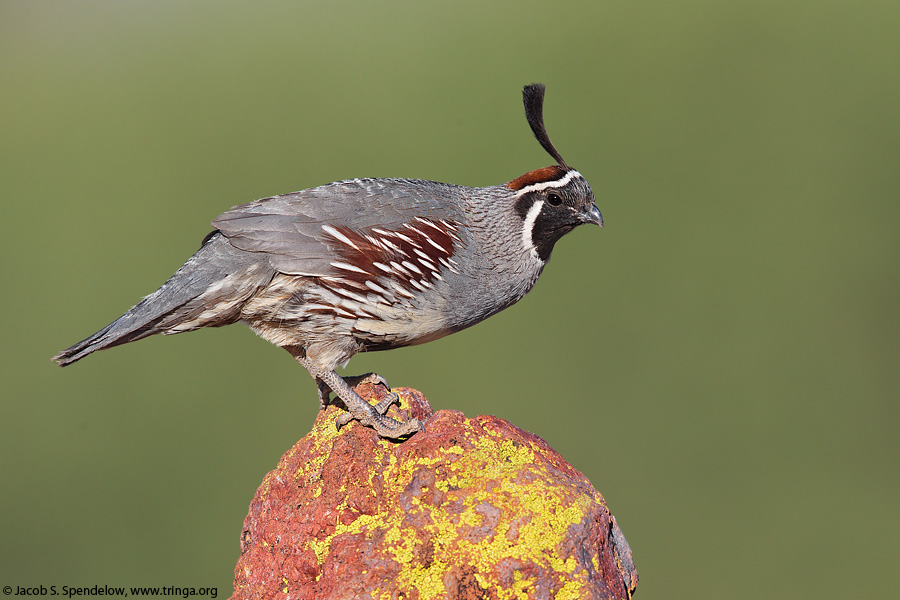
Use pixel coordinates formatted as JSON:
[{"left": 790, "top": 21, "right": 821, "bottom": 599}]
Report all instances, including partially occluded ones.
[
  {"left": 307, "top": 365, "right": 419, "bottom": 439},
  {"left": 317, "top": 372, "right": 392, "bottom": 411},
  {"left": 335, "top": 389, "right": 400, "bottom": 428},
  {"left": 336, "top": 402, "right": 420, "bottom": 439},
  {"left": 334, "top": 373, "right": 408, "bottom": 435}
]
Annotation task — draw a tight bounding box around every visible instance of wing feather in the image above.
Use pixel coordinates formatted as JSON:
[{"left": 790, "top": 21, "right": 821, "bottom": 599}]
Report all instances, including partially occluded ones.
[{"left": 211, "top": 178, "right": 464, "bottom": 276}]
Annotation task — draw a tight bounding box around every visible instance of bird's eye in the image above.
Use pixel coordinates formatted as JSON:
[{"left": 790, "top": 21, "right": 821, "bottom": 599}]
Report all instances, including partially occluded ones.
[{"left": 547, "top": 193, "right": 562, "bottom": 206}]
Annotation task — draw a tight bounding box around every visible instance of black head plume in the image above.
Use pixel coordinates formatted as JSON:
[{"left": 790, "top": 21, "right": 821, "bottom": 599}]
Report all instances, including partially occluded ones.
[{"left": 523, "top": 83, "right": 568, "bottom": 169}]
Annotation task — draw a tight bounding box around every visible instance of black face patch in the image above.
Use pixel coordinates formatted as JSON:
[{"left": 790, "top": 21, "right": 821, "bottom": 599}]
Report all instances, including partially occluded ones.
[
  {"left": 530, "top": 208, "right": 579, "bottom": 261},
  {"left": 513, "top": 171, "right": 597, "bottom": 262}
]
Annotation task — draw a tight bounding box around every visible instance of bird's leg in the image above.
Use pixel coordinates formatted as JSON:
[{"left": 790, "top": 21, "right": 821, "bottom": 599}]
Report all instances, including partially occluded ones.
[
  {"left": 292, "top": 351, "right": 420, "bottom": 439},
  {"left": 316, "top": 373, "right": 399, "bottom": 416},
  {"left": 315, "top": 378, "right": 332, "bottom": 411}
]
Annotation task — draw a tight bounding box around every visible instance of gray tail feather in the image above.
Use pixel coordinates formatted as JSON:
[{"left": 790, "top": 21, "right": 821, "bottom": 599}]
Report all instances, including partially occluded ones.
[
  {"left": 53, "top": 299, "right": 190, "bottom": 367},
  {"left": 53, "top": 232, "right": 271, "bottom": 367}
]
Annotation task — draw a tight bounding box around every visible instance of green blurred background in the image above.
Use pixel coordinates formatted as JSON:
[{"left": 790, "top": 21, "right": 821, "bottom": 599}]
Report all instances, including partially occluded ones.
[{"left": 2, "top": 1, "right": 898, "bottom": 596}]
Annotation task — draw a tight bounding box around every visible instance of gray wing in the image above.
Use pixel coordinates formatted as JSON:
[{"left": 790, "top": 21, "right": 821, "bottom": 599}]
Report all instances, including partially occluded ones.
[{"left": 211, "top": 178, "right": 466, "bottom": 275}]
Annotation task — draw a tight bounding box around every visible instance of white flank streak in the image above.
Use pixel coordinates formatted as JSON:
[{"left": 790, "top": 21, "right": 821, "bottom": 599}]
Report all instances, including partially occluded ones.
[
  {"left": 364, "top": 280, "right": 389, "bottom": 295},
  {"left": 413, "top": 248, "right": 433, "bottom": 262},
  {"left": 422, "top": 218, "right": 453, "bottom": 236},
  {"left": 305, "top": 303, "right": 335, "bottom": 312},
  {"left": 380, "top": 237, "right": 401, "bottom": 252},
  {"left": 402, "top": 261, "right": 423, "bottom": 275},
  {"left": 392, "top": 282, "right": 415, "bottom": 298},
  {"left": 373, "top": 262, "right": 393, "bottom": 274},
  {"left": 409, "top": 279, "right": 426, "bottom": 292},
  {"left": 433, "top": 272, "right": 444, "bottom": 281},
  {"left": 516, "top": 170, "right": 582, "bottom": 195},
  {"left": 371, "top": 228, "right": 392, "bottom": 236},
  {"left": 330, "top": 261, "right": 368, "bottom": 274},
  {"left": 522, "top": 200, "right": 544, "bottom": 259},
  {"left": 425, "top": 236, "right": 446, "bottom": 253},
  {"left": 393, "top": 232, "right": 414, "bottom": 244},
  {"left": 321, "top": 224, "right": 360, "bottom": 251},
  {"left": 439, "top": 257, "right": 460, "bottom": 274},
  {"left": 334, "top": 288, "right": 369, "bottom": 304},
  {"left": 334, "top": 306, "right": 357, "bottom": 319},
  {"left": 418, "top": 279, "right": 434, "bottom": 289},
  {"left": 390, "top": 261, "right": 411, "bottom": 275},
  {"left": 434, "top": 220, "right": 462, "bottom": 242},
  {"left": 419, "top": 255, "right": 438, "bottom": 268},
  {"left": 365, "top": 234, "right": 386, "bottom": 249}
]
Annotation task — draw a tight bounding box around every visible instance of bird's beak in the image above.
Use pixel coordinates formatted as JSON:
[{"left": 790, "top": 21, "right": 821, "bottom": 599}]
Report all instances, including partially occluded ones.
[{"left": 581, "top": 202, "right": 603, "bottom": 227}]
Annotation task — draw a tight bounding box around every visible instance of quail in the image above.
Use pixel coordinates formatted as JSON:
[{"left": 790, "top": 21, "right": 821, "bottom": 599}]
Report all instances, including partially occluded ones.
[{"left": 53, "top": 84, "right": 603, "bottom": 439}]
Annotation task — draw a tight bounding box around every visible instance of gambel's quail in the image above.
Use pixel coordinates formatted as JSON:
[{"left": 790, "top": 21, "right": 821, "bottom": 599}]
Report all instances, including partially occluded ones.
[{"left": 54, "top": 84, "right": 603, "bottom": 439}]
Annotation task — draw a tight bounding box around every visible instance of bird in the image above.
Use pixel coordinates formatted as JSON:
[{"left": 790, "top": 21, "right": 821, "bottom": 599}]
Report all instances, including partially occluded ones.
[{"left": 53, "top": 83, "right": 603, "bottom": 439}]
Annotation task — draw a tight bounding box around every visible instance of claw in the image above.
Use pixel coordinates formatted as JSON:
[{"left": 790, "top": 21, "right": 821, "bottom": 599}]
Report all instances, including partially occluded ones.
[{"left": 343, "top": 372, "right": 391, "bottom": 390}]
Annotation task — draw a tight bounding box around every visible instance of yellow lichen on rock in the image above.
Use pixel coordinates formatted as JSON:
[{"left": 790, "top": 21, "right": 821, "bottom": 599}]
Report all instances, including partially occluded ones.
[{"left": 233, "top": 386, "right": 637, "bottom": 600}]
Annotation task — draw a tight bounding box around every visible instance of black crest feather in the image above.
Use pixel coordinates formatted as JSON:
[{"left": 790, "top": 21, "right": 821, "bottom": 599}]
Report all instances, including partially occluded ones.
[{"left": 523, "top": 83, "right": 568, "bottom": 169}]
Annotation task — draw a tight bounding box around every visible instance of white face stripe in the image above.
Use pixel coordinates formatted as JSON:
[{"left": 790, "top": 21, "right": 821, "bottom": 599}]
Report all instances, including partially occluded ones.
[
  {"left": 515, "top": 170, "right": 583, "bottom": 196},
  {"left": 522, "top": 199, "right": 545, "bottom": 261}
]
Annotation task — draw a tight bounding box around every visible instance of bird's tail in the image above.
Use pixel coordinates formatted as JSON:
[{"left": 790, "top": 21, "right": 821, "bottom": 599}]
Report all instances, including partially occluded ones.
[{"left": 53, "top": 233, "right": 273, "bottom": 367}]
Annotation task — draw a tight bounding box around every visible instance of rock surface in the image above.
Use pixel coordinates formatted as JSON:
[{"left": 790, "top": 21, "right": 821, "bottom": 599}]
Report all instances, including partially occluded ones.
[{"left": 232, "top": 383, "right": 637, "bottom": 600}]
